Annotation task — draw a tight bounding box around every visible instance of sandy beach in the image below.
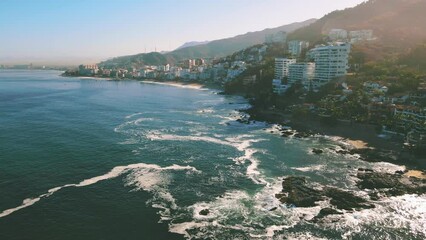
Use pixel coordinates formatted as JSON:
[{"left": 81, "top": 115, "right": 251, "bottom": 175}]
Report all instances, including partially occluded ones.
[
  {"left": 404, "top": 170, "right": 426, "bottom": 179},
  {"left": 141, "top": 80, "right": 206, "bottom": 90}
]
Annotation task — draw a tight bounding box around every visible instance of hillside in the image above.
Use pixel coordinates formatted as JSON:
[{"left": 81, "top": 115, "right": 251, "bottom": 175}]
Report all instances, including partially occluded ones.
[
  {"left": 175, "top": 41, "right": 210, "bottom": 50},
  {"left": 99, "top": 52, "right": 172, "bottom": 69},
  {"left": 99, "top": 19, "right": 316, "bottom": 68},
  {"left": 399, "top": 42, "right": 426, "bottom": 71},
  {"left": 288, "top": 0, "right": 426, "bottom": 61}
]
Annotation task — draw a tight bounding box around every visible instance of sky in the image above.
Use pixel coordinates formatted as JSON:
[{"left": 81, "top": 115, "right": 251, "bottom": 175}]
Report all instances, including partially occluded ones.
[{"left": 0, "top": 0, "right": 366, "bottom": 65}]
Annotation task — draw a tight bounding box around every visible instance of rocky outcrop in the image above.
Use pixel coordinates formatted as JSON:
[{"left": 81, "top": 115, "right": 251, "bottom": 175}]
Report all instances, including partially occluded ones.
[
  {"left": 275, "top": 176, "right": 373, "bottom": 211},
  {"left": 325, "top": 188, "right": 373, "bottom": 210},
  {"left": 357, "top": 170, "right": 426, "bottom": 196},
  {"left": 275, "top": 177, "right": 323, "bottom": 207},
  {"left": 199, "top": 209, "right": 210, "bottom": 216},
  {"left": 312, "top": 148, "right": 324, "bottom": 154}
]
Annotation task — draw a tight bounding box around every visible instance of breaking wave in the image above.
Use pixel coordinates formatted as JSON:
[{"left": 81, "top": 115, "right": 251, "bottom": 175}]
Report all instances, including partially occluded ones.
[{"left": 0, "top": 163, "right": 200, "bottom": 218}]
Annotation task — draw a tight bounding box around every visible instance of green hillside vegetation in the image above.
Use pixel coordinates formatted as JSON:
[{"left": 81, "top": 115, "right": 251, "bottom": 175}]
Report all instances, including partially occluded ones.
[{"left": 399, "top": 43, "right": 426, "bottom": 72}]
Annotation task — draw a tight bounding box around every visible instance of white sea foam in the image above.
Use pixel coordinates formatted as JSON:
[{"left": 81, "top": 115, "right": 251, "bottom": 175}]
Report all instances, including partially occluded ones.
[
  {"left": 292, "top": 165, "right": 326, "bottom": 172},
  {"left": 0, "top": 163, "right": 199, "bottom": 219},
  {"left": 327, "top": 194, "right": 426, "bottom": 238},
  {"left": 125, "top": 112, "right": 144, "bottom": 119},
  {"left": 168, "top": 180, "right": 327, "bottom": 239},
  {"left": 134, "top": 117, "right": 155, "bottom": 125},
  {"left": 196, "top": 108, "right": 215, "bottom": 114},
  {"left": 371, "top": 161, "right": 406, "bottom": 174},
  {"left": 146, "top": 131, "right": 267, "bottom": 184}
]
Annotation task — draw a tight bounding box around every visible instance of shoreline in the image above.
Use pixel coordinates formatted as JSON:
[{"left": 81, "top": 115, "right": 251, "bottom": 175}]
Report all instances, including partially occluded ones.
[
  {"left": 61, "top": 74, "right": 426, "bottom": 172},
  {"left": 242, "top": 107, "right": 426, "bottom": 171},
  {"left": 141, "top": 80, "right": 206, "bottom": 90},
  {"left": 61, "top": 74, "right": 223, "bottom": 91}
]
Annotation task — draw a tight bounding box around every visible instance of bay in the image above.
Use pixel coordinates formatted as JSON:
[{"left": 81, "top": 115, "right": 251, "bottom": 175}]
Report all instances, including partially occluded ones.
[{"left": 0, "top": 70, "right": 424, "bottom": 239}]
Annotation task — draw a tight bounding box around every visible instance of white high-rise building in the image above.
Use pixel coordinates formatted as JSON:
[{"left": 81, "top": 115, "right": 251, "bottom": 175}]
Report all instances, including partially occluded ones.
[
  {"left": 288, "top": 40, "right": 310, "bottom": 56},
  {"left": 328, "top": 29, "right": 348, "bottom": 41},
  {"left": 308, "top": 42, "right": 351, "bottom": 87},
  {"left": 349, "top": 30, "right": 374, "bottom": 43},
  {"left": 274, "top": 58, "right": 296, "bottom": 80},
  {"left": 288, "top": 63, "right": 316, "bottom": 88}
]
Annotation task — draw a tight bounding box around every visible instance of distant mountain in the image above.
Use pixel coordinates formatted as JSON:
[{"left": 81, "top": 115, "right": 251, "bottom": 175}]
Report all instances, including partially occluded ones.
[
  {"left": 166, "top": 19, "right": 316, "bottom": 60},
  {"left": 99, "top": 19, "right": 316, "bottom": 68},
  {"left": 288, "top": 0, "right": 426, "bottom": 61},
  {"left": 100, "top": 52, "right": 172, "bottom": 69},
  {"left": 175, "top": 41, "right": 210, "bottom": 50}
]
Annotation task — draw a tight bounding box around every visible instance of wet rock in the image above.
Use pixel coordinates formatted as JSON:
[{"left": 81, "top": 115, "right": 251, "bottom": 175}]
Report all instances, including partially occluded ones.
[
  {"left": 294, "top": 132, "right": 311, "bottom": 138},
  {"left": 199, "top": 209, "right": 210, "bottom": 216},
  {"left": 281, "top": 130, "right": 294, "bottom": 137},
  {"left": 352, "top": 149, "right": 398, "bottom": 163},
  {"left": 357, "top": 172, "right": 401, "bottom": 189},
  {"left": 356, "top": 170, "right": 426, "bottom": 197},
  {"left": 312, "top": 148, "right": 324, "bottom": 154},
  {"left": 315, "top": 208, "right": 342, "bottom": 219},
  {"left": 325, "top": 188, "right": 374, "bottom": 211},
  {"left": 275, "top": 176, "right": 375, "bottom": 211},
  {"left": 368, "top": 191, "right": 381, "bottom": 201},
  {"left": 358, "top": 168, "right": 374, "bottom": 172},
  {"left": 336, "top": 149, "right": 351, "bottom": 155},
  {"left": 269, "top": 207, "right": 277, "bottom": 211},
  {"left": 275, "top": 176, "right": 323, "bottom": 207}
]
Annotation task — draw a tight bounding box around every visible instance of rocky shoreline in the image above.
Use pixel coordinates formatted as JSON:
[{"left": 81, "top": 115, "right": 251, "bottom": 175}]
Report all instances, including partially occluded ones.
[
  {"left": 233, "top": 106, "right": 426, "bottom": 220},
  {"left": 239, "top": 107, "right": 426, "bottom": 170},
  {"left": 274, "top": 168, "right": 426, "bottom": 220}
]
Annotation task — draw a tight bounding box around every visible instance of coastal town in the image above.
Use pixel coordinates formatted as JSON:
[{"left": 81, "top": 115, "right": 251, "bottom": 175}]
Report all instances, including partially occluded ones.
[{"left": 63, "top": 28, "right": 426, "bottom": 153}]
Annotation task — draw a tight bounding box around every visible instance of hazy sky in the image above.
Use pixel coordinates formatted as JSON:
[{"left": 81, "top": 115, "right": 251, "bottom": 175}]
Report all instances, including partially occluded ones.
[{"left": 0, "top": 0, "right": 366, "bottom": 65}]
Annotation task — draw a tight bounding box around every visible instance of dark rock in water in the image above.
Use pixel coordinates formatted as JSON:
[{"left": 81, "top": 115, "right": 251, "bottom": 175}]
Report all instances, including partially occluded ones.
[
  {"left": 356, "top": 170, "right": 426, "bottom": 196},
  {"left": 269, "top": 207, "right": 277, "bottom": 211},
  {"left": 352, "top": 148, "right": 398, "bottom": 163},
  {"left": 294, "top": 132, "right": 309, "bottom": 138},
  {"left": 315, "top": 208, "right": 342, "bottom": 219},
  {"left": 357, "top": 172, "right": 401, "bottom": 189},
  {"left": 275, "top": 176, "right": 323, "bottom": 207},
  {"left": 358, "top": 168, "right": 374, "bottom": 172},
  {"left": 368, "top": 191, "right": 381, "bottom": 201},
  {"left": 199, "top": 209, "right": 210, "bottom": 216},
  {"left": 336, "top": 149, "right": 351, "bottom": 155},
  {"left": 325, "top": 188, "right": 374, "bottom": 211},
  {"left": 281, "top": 130, "right": 294, "bottom": 137},
  {"left": 275, "top": 176, "right": 374, "bottom": 211},
  {"left": 312, "top": 148, "right": 324, "bottom": 154}
]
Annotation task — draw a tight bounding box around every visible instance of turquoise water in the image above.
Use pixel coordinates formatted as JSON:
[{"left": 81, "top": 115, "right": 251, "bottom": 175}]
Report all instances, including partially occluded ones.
[{"left": 0, "top": 70, "right": 425, "bottom": 239}]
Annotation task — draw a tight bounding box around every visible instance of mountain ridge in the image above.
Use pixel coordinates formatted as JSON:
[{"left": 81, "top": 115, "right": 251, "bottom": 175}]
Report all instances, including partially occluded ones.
[
  {"left": 175, "top": 41, "right": 211, "bottom": 50},
  {"left": 288, "top": 0, "right": 426, "bottom": 61},
  {"left": 99, "top": 19, "right": 316, "bottom": 68}
]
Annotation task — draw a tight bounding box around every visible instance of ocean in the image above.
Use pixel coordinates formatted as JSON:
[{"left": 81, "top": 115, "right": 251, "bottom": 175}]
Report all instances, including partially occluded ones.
[{"left": 0, "top": 70, "right": 425, "bottom": 239}]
